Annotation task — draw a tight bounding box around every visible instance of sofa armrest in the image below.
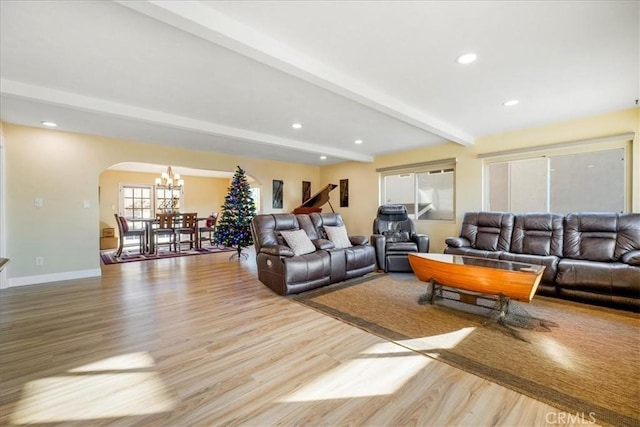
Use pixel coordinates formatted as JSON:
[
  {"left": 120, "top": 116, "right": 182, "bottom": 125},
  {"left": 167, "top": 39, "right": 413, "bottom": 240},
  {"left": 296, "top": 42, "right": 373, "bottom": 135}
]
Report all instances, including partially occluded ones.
[
  {"left": 445, "top": 237, "right": 471, "bottom": 248},
  {"left": 313, "top": 239, "right": 336, "bottom": 250},
  {"left": 260, "top": 245, "right": 295, "bottom": 257},
  {"left": 370, "top": 234, "right": 386, "bottom": 270},
  {"left": 349, "top": 235, "right": 369, "bottom": 246},
  {"left": 621, "top": 250, "right": 640, "bottom": 266},
  {"left": 412, "top": 234, "right": 430, "bottom": 253}
]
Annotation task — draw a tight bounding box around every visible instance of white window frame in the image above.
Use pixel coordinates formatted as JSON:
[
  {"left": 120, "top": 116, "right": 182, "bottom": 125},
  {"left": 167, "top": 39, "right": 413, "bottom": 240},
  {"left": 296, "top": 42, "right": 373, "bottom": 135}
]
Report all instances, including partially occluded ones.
[
  {"left": 119, "top": 183, "right": 183, "bottom": 219},
  {"left": 480, "top": 134, "right": 632, "bottom": 213},
  {"left": 378, "top": 158, "right": 456, "bottom": 221},
  {"left": 119, "top": 184, "right": 153, "bottom": 223}
]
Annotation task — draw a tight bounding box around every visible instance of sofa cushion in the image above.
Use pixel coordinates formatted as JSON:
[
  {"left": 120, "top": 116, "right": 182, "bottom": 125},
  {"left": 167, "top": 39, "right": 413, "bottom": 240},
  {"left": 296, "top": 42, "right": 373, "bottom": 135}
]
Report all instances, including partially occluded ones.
[
  {"left": 280, "top": 229, "right": 316, "bottom": 256},
  {"left": 252, "top": 213, "right": 300, "bottom": 250},
  {"left": 283, "top": 251, "right": 332, "bottom": 285},
  {"left": 511, "top": 213, "right": 563, "bottom": 256},
  {"left": 459, "top": 212, "right": 514, "bottom": 251},
  {"left": 563, "top": 213, "right": 640, "bottom": 262},
  {"left": 557, "top": 258, "right": 640, "bottom": 296},
  {"left": 615, "top": 213, "right": 640, "bottom": 259},
  {"left": 325, "top": 225, "right": 352, "bottom": 249},
  {"left": 386, "top": 242, "right": 418, "bottom": 253},
  {"left": 344, "top": 246, "right": 376, "bottom": 278}
]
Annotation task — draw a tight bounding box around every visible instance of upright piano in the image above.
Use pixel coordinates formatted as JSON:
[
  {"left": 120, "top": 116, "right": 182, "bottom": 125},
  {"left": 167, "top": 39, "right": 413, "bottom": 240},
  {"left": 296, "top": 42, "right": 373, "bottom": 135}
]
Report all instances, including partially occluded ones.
[{"left": 292, "top": 183, "right": 337, "bottom": 214}]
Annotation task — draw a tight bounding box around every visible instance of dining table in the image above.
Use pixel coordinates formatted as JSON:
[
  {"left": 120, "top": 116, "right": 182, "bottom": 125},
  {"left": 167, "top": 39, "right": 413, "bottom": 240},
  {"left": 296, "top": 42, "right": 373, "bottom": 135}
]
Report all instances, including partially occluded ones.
[{"left": 135, "top": 214, "right": 210, "bottom": 254}]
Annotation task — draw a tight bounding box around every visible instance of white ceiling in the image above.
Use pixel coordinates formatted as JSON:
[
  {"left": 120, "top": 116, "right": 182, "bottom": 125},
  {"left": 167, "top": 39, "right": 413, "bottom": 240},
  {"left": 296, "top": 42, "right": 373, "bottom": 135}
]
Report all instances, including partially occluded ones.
[{"left": 1, "top": 1, "right": 638, "bottom": 166}]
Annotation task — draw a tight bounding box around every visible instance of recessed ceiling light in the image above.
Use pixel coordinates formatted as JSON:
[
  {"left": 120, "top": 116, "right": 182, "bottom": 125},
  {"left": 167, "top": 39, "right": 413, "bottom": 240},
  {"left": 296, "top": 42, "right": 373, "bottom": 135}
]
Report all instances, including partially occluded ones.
[
  {"left": 354, "top": 139, "right": 363, "bottom": 144},
  {"left": 40, "top": 121, "right": 57, "bottom": 127},
  {"left": 457, "top": 53, "right": 477, "bottom": 64},
  {"left": 503, "top": 100, "right": 520, "bottom": 107},
  {"left": 292, "top": 123, "right": 302, "bottom": 129},
  {"left": 320, "top": 155, "right": 327, "bottom": 160}
]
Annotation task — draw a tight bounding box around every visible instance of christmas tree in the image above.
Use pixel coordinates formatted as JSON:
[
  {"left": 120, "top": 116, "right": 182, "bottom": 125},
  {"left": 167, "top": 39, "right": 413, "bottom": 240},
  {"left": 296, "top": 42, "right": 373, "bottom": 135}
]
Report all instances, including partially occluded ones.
[{"left": 214, "top": 165, "right": 257, "bottom": 259}]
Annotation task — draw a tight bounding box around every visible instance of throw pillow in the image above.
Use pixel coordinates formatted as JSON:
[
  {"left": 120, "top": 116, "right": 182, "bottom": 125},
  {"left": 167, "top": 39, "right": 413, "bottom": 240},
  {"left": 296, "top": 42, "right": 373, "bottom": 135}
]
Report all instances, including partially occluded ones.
[
  {"left": 280, "top": 229, "right": 316, "bottom": 256},
  {"left": 324, "top": 225, "right": 352, "bottom": 249}
]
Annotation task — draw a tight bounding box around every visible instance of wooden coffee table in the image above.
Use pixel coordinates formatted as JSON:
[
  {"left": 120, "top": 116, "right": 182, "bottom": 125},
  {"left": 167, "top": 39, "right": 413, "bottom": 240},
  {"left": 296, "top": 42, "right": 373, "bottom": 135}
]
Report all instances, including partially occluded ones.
[{"left": 408, "top": 253, "right": 545, "bottom": 326}]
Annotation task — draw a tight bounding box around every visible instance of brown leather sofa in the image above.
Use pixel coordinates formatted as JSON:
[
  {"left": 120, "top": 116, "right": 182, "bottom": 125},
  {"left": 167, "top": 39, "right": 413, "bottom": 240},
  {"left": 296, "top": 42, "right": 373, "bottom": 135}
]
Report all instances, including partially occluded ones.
[
  {"left": 444, "top": 212, "right": 640, "bottom": 310},
  {"left": 251, "top": 212, "right": 376, "bottom": 295}
]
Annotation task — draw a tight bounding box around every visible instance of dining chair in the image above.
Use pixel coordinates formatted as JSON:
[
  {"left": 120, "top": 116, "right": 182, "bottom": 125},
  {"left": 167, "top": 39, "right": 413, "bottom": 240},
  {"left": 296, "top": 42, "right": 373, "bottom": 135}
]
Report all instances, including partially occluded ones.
[
  {"left": 176, "top": 212, "right": 198, "bottom": 252},
  {"left": 153, "top": 213, "right": 177, "bottom": 254},
  {"left": 199, "top": 212, "right": 218, "bottom": 247},
  {"left": 114, "top": 214, "right": 145, "bottom": 257}
]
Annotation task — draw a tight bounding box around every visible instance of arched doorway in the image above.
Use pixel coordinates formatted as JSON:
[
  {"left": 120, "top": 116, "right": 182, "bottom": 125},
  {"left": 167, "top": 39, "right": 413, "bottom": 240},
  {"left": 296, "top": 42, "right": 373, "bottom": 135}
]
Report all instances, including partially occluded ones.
[{"left": 98, "top": 162, "right": 260, "bottom": 253}]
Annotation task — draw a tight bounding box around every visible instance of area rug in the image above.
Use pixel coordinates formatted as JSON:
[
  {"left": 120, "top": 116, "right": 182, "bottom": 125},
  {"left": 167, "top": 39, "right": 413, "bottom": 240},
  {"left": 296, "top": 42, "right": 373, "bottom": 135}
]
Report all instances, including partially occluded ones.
[
  {"left": 100, "top": 245, "right": 236, "bottom": 264},
  {"left": 292, "top": 274, "right": 640, "bottom": 427}
]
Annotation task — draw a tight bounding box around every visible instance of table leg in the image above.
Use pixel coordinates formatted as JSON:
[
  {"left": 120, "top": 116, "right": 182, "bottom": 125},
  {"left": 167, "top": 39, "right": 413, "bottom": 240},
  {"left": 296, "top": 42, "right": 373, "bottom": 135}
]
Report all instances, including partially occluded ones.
[
  {"left": 146, "top": 222, "right": 154, "bottom": 254},
  {"left": 418, "top": 278, "right": 439, "bottom": 305},
  {"left": 497, "top": 293, "right": 510, "bottom": 325}
]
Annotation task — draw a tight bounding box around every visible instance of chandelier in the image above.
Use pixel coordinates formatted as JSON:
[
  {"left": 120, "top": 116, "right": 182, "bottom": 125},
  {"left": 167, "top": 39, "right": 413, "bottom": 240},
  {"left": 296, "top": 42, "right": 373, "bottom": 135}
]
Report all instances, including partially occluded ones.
[{"left": 154, "top": 166, "right": 184, "bottom": 189}]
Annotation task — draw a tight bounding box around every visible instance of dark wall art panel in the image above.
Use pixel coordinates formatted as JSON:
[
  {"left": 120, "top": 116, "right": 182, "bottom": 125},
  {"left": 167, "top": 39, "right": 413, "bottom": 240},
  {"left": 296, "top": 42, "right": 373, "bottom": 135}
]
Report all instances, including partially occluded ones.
[
  {"left": 302, "top": 181, "right": 311, "bottom": 203},
  {"left": 273, "top": 179, "right": 283, "bottom": 209},
  {"left": 340, "top": 179, "right": 349, "bottom": 208}
]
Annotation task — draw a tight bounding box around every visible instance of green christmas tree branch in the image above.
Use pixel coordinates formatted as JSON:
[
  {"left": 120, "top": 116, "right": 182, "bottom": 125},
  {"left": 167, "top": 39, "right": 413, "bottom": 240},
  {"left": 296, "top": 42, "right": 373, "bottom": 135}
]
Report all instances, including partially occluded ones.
[{"left": 214, "top": 166, "right": 257, "bottom": 257}]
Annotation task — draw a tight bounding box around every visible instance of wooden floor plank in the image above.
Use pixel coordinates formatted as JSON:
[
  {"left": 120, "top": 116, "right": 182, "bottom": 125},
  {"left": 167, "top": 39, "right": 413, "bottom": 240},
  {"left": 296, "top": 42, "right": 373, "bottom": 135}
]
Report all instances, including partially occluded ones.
[{"left": 0, "top": 250, "right": 584, "bottom": 426}]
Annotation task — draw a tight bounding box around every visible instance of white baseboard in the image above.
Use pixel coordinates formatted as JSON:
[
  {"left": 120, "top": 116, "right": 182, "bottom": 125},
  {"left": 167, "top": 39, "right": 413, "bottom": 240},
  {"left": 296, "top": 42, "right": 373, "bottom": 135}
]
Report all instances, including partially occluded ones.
[{"left": 7, "top": 268, "right": 102, "bottom": 288}]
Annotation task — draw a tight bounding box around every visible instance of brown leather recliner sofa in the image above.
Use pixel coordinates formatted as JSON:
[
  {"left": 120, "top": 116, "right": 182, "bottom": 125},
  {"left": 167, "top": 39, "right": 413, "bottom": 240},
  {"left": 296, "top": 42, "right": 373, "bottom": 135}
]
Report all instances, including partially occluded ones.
[
  {"left": 371, "top": 204, "right": 430, "bottom": 272},
  {"left": 444, "top": 212, "right": 640, "bottom": 310},
  {"left": 251, "top": 212, "right": 376, "bottom": 295}
]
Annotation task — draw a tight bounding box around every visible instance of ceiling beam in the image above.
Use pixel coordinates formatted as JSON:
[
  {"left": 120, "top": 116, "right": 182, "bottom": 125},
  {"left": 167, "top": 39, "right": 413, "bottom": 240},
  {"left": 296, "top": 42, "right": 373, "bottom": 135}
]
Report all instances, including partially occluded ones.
[
  {"left": 0, "top": 79, "right": 374, "bottom": 163},
  {"left": 117, "top": 0, "right": 474, "bottom": 146}
]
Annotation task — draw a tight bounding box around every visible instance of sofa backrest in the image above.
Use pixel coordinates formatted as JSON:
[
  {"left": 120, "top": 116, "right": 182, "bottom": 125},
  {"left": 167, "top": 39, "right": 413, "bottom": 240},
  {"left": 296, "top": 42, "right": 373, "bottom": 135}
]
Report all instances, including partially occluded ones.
[
  {"left": 251, "top": 213, "right": 301, "bottom": 253},
  {"left": 563, "top": 213, "right": 640, "bottom": 261},
  {"left": 511, "top": 213, "right": 564, "bottom": 256},
  {"left": 296, "top": 214, "right": 321, "bottom": 240},
  {"left": 251, "top": 213, "right": 347, "bottom": 252},
  {"left": 459, "top": 212, "right": 514, "bottom": 251},
  {"left": 373, "top": 204, "right": 416, "bottom": 237},
  {"left": 310, "top": 212, "right": 345, "bottom": 239}
]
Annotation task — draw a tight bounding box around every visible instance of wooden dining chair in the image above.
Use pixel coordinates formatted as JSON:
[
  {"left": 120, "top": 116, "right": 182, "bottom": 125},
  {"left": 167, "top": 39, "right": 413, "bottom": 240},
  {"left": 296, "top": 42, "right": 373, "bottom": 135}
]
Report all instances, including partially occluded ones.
[
  {"left": 199, "top": 212, "right": 218, "bottom": 247},
  {"left": 114, "top": 214, "right": 145, "bottom": 257},
  {"left": 153, "top": 213, "right": 177, "bottom": 254},
  {"left": 176, "top": 213, "right": 198, "bottom": 252}
]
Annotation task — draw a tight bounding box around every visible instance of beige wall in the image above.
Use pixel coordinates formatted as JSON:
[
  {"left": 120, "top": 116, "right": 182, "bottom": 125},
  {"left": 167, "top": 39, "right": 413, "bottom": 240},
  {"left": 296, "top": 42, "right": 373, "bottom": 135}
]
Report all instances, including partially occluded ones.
[
  {"left": 2, "top": 107, "right": 637, "bottom": 285},
  {"left": 3, "top": 123, "right": 319, "bottom": 285},
  {"left": 321, "top": 107, "right": 640, "bottom": 253}
]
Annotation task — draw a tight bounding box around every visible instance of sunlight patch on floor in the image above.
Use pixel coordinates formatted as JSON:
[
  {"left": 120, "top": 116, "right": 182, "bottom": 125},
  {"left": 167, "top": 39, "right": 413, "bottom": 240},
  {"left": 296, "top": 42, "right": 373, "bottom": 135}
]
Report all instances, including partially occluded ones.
[
  {"left": 69, "top": 351, "right": 156, "bottom": 372},
  {"left": 11, "top": 352, "right": 176, "bottom": 424},
  {"left": 397, "top": 327, "right": 477, "bottom": 352},
  {"left": 540, "top": 336, "right": 576, "bottom": 370},
  {"left": 278, "top": 343, "right": 431, "bottom": 402}
]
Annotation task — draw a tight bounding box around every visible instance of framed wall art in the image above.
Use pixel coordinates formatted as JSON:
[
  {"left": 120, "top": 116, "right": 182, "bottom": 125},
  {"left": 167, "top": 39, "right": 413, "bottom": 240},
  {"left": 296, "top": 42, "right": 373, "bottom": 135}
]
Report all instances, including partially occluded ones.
[
  {"left": 272, "top": 179, "right": 283, "bottom": 209},
  {"left": 302, "top": 181, "right": 311, "bottom": 203},
  {"left": 340, "top": 179, "right": 349, "bottom": 207}
]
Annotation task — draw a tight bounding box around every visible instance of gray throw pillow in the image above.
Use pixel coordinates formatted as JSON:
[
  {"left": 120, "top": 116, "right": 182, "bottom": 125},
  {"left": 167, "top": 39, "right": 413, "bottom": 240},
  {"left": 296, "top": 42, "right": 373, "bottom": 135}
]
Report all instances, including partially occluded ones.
[{"left": 280, "top": 229, "right": 316, "bottom": 256}]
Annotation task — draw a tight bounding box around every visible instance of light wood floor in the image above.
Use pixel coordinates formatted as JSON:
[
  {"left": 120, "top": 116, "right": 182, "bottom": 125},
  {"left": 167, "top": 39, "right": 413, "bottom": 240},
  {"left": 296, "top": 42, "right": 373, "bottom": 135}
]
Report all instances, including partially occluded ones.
[{"left": 0, "top": 249, "right": 585, "bottom": 426}]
